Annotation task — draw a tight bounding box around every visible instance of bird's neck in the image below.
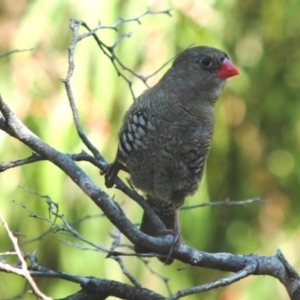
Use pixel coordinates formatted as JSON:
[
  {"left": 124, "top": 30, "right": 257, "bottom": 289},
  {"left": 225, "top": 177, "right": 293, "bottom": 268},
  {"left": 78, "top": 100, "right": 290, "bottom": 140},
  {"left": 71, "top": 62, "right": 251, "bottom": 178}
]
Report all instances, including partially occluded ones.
[
  {"left": 152, "top": 77, "right": 217, "bottom": 120},
  {"left": 162, "top": 68, "right": 226, "bottom": 100}
]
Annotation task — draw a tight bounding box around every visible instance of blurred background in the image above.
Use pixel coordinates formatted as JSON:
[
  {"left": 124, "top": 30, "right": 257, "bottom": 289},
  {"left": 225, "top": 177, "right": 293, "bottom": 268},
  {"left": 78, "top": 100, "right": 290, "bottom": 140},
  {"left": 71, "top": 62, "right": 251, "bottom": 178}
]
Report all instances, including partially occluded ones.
[{"left": 0, "top": 0, "right": 299, "bottom": 299}]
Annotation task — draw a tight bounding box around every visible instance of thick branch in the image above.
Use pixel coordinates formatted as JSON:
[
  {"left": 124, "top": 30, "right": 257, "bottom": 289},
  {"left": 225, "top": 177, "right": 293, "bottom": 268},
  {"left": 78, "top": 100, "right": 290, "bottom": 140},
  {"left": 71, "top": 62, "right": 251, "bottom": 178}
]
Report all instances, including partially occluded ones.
[
  {"left": 0, "top": 95, "right": 173, "bottom": 254},
  {"left": 1, "top": 92, "right": 300, "bottom": 298},
  {"left": 0, "top": 8, "right": 299, "bottom": 299},
  {"left": 62, "top": 278, "right": 164, "bottom": 300}
]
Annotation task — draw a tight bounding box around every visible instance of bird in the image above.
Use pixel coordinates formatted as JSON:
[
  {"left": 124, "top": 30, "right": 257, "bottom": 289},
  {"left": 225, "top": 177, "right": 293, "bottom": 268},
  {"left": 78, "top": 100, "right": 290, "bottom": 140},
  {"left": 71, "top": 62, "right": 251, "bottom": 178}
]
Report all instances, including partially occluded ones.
[{"left": 104, "top": 46, "right": 239, "bottom": 263}]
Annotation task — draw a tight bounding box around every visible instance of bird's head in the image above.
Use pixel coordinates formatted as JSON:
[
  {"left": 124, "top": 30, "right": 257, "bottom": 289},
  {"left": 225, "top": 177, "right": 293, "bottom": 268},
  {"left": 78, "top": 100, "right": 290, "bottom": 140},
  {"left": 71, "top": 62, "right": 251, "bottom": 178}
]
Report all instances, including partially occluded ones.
[
  {"left": 166, "top": 46, "right": 239, "bottom": 101},
  {"left": 172, "top": 46, "right": 239, "bottom": 78}
]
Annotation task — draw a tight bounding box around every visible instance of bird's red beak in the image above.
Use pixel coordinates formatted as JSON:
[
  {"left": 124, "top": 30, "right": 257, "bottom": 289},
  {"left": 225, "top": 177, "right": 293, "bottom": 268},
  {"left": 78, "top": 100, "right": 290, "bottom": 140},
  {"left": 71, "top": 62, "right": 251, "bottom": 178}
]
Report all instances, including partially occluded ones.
[{"left": 216, "top": 58, "right": 239, "bottom": 79}]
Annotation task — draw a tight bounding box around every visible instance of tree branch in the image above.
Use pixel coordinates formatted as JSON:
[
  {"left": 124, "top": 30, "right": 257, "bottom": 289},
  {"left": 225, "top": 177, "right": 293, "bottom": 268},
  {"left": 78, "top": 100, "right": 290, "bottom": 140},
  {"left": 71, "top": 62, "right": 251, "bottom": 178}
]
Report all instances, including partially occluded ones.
[
  {"left": 0, "top": 211, "right": 51, "bottom": 300},
  {"left": 0, "top": 94, "right": 172, "bottom": 255},
  {"left": 0, "top": 7, "right": 299, "bottom": 299}
]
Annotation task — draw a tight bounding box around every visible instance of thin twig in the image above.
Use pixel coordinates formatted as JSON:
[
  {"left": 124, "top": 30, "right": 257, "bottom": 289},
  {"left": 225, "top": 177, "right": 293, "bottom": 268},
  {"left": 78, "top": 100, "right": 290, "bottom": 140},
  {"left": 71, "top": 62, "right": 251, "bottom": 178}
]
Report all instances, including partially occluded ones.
[
  {"left": 0, "top": 152, "right": 44, "bottom": 172},
  {"left": 78, "top": 8, "right": 172, "bottom": 99},
  {"left": 181, "top": 197, "right": 268, "bottom": 210},
  {"left": 61, "top": 20, "right": 103, "bottom": 161},
  {"left": 166, "top": 260, "right": 258, "bottom": 299},
  {"left": 0, "top": 210, "right": 52, "bottom": 300},
  {"left": 0, "top": 47, "right": 35, "bottom": 59},
  {"left": 108, "top": 229, "right": 142, "bottom": 288},
  {"left": 12, "top": 197, "right": 109, "bottom": 254}
]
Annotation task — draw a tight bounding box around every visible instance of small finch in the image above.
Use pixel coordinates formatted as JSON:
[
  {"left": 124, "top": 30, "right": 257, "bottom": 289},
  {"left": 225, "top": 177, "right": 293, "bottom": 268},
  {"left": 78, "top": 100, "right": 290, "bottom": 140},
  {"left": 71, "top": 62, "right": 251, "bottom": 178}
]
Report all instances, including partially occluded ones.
[{"left": 104, "top": 46, "right": 239, "bottom": 263}]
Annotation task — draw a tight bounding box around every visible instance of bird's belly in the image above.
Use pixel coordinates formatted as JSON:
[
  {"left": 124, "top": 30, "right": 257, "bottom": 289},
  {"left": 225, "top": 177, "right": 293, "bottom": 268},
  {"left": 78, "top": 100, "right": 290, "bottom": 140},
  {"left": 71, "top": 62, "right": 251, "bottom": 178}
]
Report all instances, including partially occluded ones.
[{"left": 127, "top": 150, "right": 203, "bottom": 204}]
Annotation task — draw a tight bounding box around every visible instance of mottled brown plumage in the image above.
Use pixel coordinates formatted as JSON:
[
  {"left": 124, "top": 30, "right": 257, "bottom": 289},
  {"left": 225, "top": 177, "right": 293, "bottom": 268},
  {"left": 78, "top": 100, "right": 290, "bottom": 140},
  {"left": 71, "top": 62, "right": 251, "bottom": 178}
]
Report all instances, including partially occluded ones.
[{"left": 104, "top": 46, "right": 239, "bottom": 263}]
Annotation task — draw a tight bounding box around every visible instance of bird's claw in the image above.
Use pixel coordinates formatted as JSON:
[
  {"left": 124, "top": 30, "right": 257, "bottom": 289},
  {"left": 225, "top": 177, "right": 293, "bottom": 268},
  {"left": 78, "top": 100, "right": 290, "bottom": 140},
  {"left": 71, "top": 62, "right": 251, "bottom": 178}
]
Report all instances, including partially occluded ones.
[
  {"left": 158, "top": 229, "right": 180, "bottom": 265},
  {"left": 101, "top": 161, "right": 129, "bottom": 188},
  {"left": 101, "top": 162, "right": 119, "bottom": 188}
]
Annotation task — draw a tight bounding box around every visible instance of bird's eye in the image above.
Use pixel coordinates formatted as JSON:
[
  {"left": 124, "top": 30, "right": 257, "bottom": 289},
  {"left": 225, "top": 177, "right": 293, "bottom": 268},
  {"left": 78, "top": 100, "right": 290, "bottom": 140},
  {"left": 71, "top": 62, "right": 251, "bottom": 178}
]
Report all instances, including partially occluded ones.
[{"left": 199, "top": 56, "right": 213, "bottom": 68}]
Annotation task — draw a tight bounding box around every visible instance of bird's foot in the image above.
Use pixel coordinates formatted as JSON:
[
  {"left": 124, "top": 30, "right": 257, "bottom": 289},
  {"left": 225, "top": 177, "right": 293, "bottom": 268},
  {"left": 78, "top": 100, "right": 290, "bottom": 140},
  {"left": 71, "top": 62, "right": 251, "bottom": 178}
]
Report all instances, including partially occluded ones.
[
  {"left": 101, "top": 161, "right": 128, "bottom": 188},
  {"left": 101, "top": 163, "right": 117, "bottom": 188},
  {"left": 158, "top": 229, "right": 180, "bottom": 265}
]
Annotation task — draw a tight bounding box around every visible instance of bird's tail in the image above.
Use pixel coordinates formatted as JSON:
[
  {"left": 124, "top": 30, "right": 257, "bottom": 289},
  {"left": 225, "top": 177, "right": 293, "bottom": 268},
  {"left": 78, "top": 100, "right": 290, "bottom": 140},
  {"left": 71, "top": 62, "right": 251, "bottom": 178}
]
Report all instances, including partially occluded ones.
[{"left": 134, "top": 195, "right": 175, "bottom": 264}]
